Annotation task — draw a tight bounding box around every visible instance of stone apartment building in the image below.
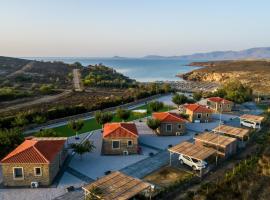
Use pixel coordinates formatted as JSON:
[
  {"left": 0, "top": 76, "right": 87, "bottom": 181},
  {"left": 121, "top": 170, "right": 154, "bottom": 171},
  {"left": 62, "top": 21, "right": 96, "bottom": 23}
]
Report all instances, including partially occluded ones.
[
  {"left": 0, "top": 137, "right": 67, "bottom": 187},
  {"left": 152, "top": 112, "right": 186, "bottom": 136},
  {"left": 207, "top": 97, "right": 234, "bottom": 112},
  {"left": 184, "top": 103, "right": 213, "bottom": 123},
  {"left": 102, "top": 122, "right": 139, "bottom": 155}
]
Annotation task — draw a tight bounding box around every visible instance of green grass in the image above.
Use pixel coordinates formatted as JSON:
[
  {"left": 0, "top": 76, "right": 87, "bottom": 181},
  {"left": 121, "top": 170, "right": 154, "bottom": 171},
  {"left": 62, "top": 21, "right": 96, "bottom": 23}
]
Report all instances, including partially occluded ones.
[{"left": 40, "top": 104, "right": 175, "bottom": 137}]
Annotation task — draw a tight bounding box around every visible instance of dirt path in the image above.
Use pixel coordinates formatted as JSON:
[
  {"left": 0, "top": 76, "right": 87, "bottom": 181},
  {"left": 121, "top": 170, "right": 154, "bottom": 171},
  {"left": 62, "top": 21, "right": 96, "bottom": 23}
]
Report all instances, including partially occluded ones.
[
  {"left": 73, "top": 69, "right": 83, "bottom": 92},
  {"left": 7, "top": 61, "right": 34, "bottom": 78},
  {"left": 0, "top": 90, "right": 72, "bottom": 113}
]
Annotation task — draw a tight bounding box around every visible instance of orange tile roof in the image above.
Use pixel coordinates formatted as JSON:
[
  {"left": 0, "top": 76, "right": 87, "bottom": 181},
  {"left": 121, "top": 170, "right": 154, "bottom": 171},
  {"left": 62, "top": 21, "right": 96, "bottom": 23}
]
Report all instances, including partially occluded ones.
[
  {"left": 184, "top": 104, "right": 213, "bottom": 113},
  {"left": 152, "top": 112, "right": 186, "bottom": 123},
  {"left": 208, "top": 97, "right": 233, "bottom": 104},
  {"left": 1, "top": 139, "right": 66, "bottom": 164},
  {"left": 103, "top": 122, "right": 138, "bottom": 138}
]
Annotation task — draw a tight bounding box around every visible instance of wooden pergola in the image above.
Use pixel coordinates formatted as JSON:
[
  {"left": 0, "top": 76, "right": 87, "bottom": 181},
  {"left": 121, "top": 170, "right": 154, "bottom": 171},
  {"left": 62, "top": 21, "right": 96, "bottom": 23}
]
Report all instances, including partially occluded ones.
[
  {"left": 240, "top": 114, "right": 264, "bottom": 123},
  {"left": 168, "top": 141, "right": 216, "bottom": 162},
  {"left": 194, "top": 132, "right": 237, "bottom": 149},
  {"left": 82, "top": 171, "right": 152, "bottom": 200},
  {"left": 213, "top": 125, "right": 250, "bottom": 141}
]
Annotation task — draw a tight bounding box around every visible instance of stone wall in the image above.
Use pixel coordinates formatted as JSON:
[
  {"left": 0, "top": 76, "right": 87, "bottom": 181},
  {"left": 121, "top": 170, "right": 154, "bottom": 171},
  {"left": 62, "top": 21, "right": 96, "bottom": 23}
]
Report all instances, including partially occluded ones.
[
  {"left": 207, "top": 101, "right": 233, "bottom": 112},
  {"left": 158, "top": 122, "right": 185, "bottom": 136},
  {"left": 185, "top": 109, "right": 212, "bottom": 123},
  {"left": 102, "top": 137, "right": 138, "bottom": 155}
]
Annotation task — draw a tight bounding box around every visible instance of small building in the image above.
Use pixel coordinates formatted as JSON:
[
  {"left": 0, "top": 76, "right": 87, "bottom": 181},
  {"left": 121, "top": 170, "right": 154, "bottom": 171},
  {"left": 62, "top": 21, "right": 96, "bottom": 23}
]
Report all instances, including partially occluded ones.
[
  {"left": 0, "top": 137, "right": 67, "bottom": 187},
  {"left": 213, "top": 125, "right": 250, "bottom": 148},
  {"left": 102, "top": 122, "right": 139, "bottom": 155},
  {"left": 152, "top": 112, "right": 186, "bottom": 136},
  {"left": 184, "top": 104, "right": 213, "bottom": 123},
  {"left": 82, "top": 171, "right": 152, "bottom": 200},
  {"left": 207, "top": 97, "right": 234, "bottom": 112},
  {"left": 194, "top": 132, "right": 237, "bottom": 158},
  {"left": 240, "top": 114, "right": 265, "bottom": 129}
]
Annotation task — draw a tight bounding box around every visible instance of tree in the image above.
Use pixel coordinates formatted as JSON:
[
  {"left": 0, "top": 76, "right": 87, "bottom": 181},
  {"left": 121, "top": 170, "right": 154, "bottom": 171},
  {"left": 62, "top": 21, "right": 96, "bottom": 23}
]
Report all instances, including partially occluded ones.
[
  {"left": 35, "top": 129, "right": 59, "bottom": 137},
  {"left": 148, "top": 101, "right": 164, "bottom": 112},
  {"left": 33, "top": 115, "right": 46, "bottom": 124},
  {"left": 172, "top": 94, "right": 188, "bottom": 108},
  {"left": 70, "top": 140, "right": 95, "bottom": 160},
  {"left": 161, "top": 83, "right": 171, "bottom": 93},
  {"left": 68, "top": 119, "right": 84, "bottom": 139},
  {"left": 116, "top": 108, "right": 131, "bottom": 121},
  {"left": 12, "top": 113, "right": 29, "bottom": 127},
  {"left": 193, "top": 91, "right": 202, "bottom": 101},
  {"left": 95, "top": 111, "right": 113, "bottom": 127},
  {"left": 147, "top": 118, "right": 161, "bottom": 134},
  {"left": 39, "top": 84, "right": 54, "bottom": 94},
  {"left": 0, "top": 128, "right": 24, "bottom": 159}
]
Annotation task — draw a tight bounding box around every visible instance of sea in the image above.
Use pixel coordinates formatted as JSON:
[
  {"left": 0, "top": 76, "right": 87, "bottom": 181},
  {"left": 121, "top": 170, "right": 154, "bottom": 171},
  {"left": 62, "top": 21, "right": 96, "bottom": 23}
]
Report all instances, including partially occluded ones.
[{"left": 24, "top": 57, "right": 201, "bottom": 82}]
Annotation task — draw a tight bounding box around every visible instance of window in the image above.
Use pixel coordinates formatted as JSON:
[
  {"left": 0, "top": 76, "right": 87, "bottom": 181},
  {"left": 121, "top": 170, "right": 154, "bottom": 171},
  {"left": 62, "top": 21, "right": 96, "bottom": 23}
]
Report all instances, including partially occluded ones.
[
  {"left": 206, "top": 113, "right": 209, "bottom": 118},
  {"left": 127, "top": 140, "right": 133, "bottom": 147},
  {"left": 197, "top": 113, "right": 202, "bottom": 119},
  {"left": 13, "top": 167, "right": 24, "bottom": 179},
  {"left": 166, "top": 124, "right": 172, "bottom": 132},
  {"left": 219, "top": 104, "right": 222, "bottom": 108},
  {"left": 112, "top": 140, "right": 120, "bottom": 149},
  {"left": 34, "top": 167, "right": 42, "bottom": 176},
  {"left": 227, "top": 104, "right": 230, "bottom": 108},
  {"left": 178, "top": 124, "right": 182, "bottom": 130}
]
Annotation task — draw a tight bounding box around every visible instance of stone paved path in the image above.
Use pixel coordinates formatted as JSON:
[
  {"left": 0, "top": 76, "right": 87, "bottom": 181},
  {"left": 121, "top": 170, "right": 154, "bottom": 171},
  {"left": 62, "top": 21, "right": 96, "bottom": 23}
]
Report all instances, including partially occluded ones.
[
  {"left": 120, "top": 150, "right": 169, "bottom": 178},
  {"left": 66, "top": 167, "right": 94, "bottom": 183}
]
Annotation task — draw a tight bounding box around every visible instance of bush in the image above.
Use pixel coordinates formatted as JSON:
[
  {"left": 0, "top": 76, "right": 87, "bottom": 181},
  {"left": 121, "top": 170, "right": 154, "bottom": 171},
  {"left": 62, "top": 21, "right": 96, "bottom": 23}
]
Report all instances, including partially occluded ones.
[
  {"left": 35, "top": 129, "right": 59, "bottom": 137},
  {"left": 147, "top": 118, "right": 161, "bottom": 133},
  {"left": 148, "top": 101, "right": 164, "bottom": 112},
  {"left": 116, "top": 108, "right": 131, "bottom": 121},
  {"left": 39, "top": 84, "right": 54, "bottom": 94},
  {"left": 172, "top": 94, "right": 188, "bottom": 108},
  {"left": 193, "top": 91, "right": 203, "bottom": 101},
  {"left": 95, "top": 111, "right": 113, "bottom": 126}
]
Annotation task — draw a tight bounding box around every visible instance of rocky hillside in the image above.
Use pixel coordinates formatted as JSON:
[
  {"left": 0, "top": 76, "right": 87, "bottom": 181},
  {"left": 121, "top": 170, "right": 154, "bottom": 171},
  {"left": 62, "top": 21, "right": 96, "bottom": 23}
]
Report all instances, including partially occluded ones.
[{"left": 181, "top": 60, "right": 270, "bottom": 94}]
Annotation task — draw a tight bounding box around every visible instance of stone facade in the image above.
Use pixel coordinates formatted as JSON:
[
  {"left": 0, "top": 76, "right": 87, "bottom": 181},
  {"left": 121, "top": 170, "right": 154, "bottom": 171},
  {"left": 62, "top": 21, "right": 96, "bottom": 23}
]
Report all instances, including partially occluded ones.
[
  {"left": 185, "top": 109, "right": 212, "bottom": 123},
  {"left": 207, "top": 100, "right": 233, "bottom": 112},
  {"left": 102, "top": 137, "right": 138, "bottom": 155},
  {"left": 1, "top": 149, "right": 67, "bottom": 187},
  {"left": 157, "top": 122, "right": 185, "bottom": 136}
]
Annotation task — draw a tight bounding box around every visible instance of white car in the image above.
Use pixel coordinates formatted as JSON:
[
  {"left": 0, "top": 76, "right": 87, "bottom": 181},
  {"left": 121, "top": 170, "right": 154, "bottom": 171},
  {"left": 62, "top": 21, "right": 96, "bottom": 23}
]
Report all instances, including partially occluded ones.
[
  {"left": 179, "top": 154, "right": 207, "bottom": 170},
  {"left": 240, "top": 120, "right": 260, "bottom": 129}
]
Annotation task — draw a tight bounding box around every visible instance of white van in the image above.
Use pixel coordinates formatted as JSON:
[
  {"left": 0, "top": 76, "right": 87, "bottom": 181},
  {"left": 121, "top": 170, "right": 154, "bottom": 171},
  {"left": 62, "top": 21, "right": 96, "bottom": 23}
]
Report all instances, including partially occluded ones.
[
  {"left": 179, "top": 154, "right": 207, "bottom": 170},
  {"left": 240, "top": 120, "right": 260, "bottom": 129}
]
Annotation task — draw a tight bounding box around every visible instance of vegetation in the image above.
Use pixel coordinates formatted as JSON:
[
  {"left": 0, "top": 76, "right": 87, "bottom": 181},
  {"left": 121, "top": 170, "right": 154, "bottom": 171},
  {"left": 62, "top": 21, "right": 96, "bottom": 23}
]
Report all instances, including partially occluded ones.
[
  {"left": 172, "top": 94, "right": 188, "bottom": 108},
  {"left": 35, "top": 129, "right": 59, "bottom": 137},
  {"left": 0, "top": 87, "right": 31, "bottom": 101},
  {"left": 85, "top": 186, "right": 104, "bottom": 200},
  {"left": 95, "top": 111, "right": 113, "bottom": 127},
  {"left": 82, "top": 64, "right": 136, "bottom": 88},
  {"left": 70, "top": 140, "right": 95, "bottom": 160},
  {"left": 39, "top": 84, "right": 55, "bottom": 94},
  {"left": 33, "top": 115, "right": 47, "bottom": 124},
  {"left": 116, "top": 108, "right": 131, "bottom": 121},
  {"left": 0, "top": 128, "right": 24, "bottom": 159},
  {"left": 148, "top": 101, "right": 164, "bottom": 112},
  {"left": 11, "top": 113, "right": 29, "bottom": 127},
  {"left": 147, "top": 118, "right": 161, "bottom": 133},
  {"left": 192, "top": 91, "right": 202, "bottom": 101},
  {"left": 68, "top": 119, "right": 84, "bottom": 138},
  {"left": 211, "top": 80, "right": 253, "bottom": 103}
]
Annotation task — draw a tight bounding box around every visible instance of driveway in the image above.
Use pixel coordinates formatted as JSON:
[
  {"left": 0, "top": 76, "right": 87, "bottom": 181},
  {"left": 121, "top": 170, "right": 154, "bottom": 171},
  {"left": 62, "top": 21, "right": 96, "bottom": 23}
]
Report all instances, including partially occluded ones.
[{"left": 69, "top": 130, "right": 158, "bottom": 180}]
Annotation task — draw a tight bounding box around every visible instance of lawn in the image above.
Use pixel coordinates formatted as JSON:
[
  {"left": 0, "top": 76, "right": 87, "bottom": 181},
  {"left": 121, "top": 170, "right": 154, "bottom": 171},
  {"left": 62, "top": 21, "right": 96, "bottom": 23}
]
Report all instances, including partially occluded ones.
[
  {"left": 143, "top": 166, "right": 191, "bottom": 188},
  {"left": 40, "top": 104, "right": 175, "bottom": 137}
]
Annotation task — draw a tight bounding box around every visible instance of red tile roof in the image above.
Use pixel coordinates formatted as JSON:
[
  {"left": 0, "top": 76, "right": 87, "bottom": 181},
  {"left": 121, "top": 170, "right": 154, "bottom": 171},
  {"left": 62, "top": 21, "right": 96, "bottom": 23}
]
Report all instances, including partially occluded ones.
[
  {"left": 208, "top": 97, "right": 233, "bottom": 104},
  {"left": 152, "top": 112, "right": 186, "bottom": 123},
  {"left": 184, "top": 104, "right": 213, "bottom": 113},
  {"left": 103, "top": 122, "right": 138, "bottom": 138},
  {"left": 1, "top": 139, "right": 66, "bottom": 164}
]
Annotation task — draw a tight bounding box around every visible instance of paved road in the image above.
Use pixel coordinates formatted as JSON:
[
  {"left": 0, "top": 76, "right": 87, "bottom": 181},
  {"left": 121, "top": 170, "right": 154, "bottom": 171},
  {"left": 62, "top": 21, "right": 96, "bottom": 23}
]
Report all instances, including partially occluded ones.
[
  {"left": 73, "top": 69, "right": 83, "bottom": 92},
  {"left": 24, "top": 93, "right": 171, "bottom": 134},
  {"left": 120, "top": 150, "right": 169, "bottom": 179}
]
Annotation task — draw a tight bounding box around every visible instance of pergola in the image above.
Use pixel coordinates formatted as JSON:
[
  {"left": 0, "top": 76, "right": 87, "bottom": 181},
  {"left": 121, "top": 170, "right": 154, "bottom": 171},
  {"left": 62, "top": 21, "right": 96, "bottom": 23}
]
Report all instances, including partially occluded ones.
[
  {"left": 82, "top": 171, "right": 152, "bottom": 200},
  {"left": 213, "top": 125, "right": 250, "bottom": 141},
  {"left": 168, "top": 141, "right": 216, "bottom": 164},
  {"left": 240, "top": 114, "right": 264, "bottom": 128}
]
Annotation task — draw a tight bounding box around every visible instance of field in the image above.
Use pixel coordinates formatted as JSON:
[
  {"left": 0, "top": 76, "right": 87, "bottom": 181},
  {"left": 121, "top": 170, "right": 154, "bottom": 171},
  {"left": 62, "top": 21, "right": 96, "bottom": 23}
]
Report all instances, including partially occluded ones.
[
  {"left": 143, "top": 166, "right": 191, "bottom": 188},
  {"left": 48, "top": 104, "right": 175, "bottom": 137}
]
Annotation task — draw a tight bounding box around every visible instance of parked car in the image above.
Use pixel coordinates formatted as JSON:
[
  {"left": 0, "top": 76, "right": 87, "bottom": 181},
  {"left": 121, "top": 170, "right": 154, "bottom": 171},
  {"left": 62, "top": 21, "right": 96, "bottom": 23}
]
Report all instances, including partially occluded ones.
[
  {"left": 240, "top": 120, "right": 260, "bottom": 129},
  {"left": 179, "top": 154, "right": 207, "bottom": 170}
]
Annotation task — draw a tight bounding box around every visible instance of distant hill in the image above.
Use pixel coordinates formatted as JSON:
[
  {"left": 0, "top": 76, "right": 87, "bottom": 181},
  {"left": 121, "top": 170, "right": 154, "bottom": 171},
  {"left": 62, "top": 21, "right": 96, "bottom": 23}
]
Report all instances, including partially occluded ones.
[{"left": 142, "top": 47, "right": 270, "bottom": 60}]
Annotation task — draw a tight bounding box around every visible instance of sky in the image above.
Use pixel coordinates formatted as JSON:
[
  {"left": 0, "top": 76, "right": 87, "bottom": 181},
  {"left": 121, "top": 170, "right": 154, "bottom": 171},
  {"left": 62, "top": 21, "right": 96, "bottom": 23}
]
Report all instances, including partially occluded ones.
[{"left": 0, "top": 0, "right": 270, "bottom": 57}]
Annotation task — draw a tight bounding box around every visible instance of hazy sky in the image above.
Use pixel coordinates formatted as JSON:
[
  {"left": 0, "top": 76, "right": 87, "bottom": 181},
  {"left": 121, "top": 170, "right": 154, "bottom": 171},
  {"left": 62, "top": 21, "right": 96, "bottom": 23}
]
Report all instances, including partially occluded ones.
[{"left": 1, "top": 0, "right": 270, "bottom": 57}]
